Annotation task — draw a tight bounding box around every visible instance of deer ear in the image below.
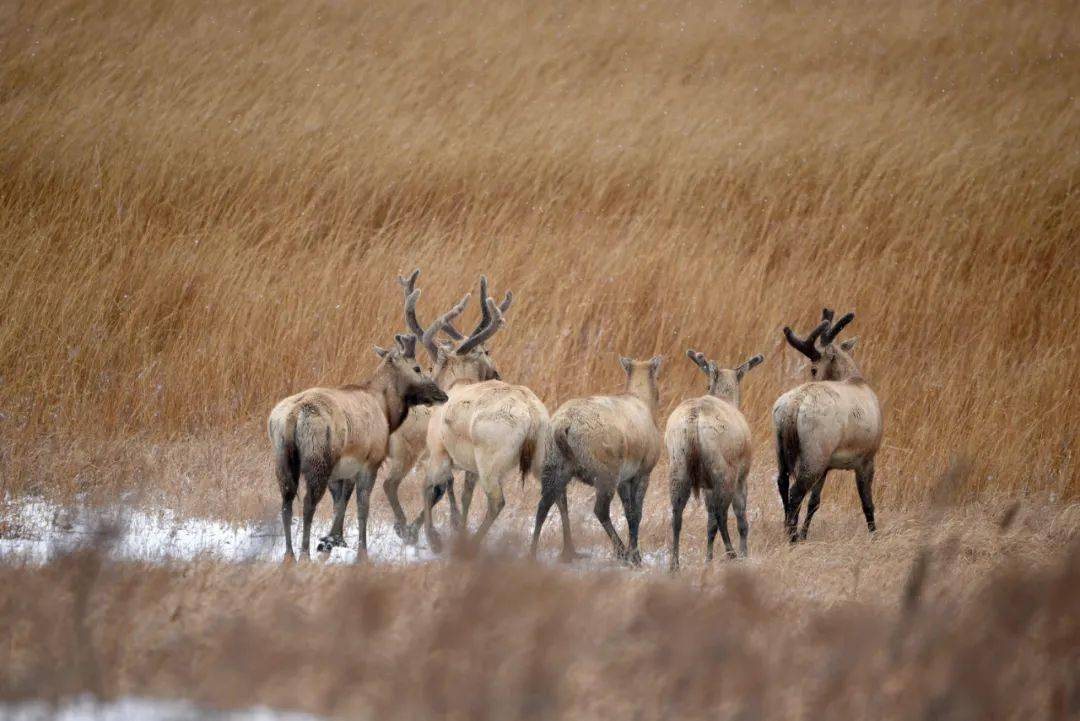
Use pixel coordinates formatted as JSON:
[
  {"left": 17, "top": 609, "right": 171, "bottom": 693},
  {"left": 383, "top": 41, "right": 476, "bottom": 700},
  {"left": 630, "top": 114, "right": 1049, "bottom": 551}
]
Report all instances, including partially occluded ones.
[
  {"left": 840, "top": 336, "right": 859, "bottom": 352},
  {"left": 619, "top": 356, "right": 633, "bottom": 374},
  {"left": 373, "top": 345, "right": 390, "bottom": 359},
  {"left": 736, "top": 354, "right": 765, "bottom": 380}
]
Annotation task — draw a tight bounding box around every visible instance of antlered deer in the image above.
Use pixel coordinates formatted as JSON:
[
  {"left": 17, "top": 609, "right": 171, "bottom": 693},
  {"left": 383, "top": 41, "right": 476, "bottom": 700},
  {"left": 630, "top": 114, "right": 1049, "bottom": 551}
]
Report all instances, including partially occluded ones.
[
  {"left": 773, "top": 310, "right": 882, "bottom": 542},
  {"left": 422, "top": 279, "right": 550, "bottom": 552},
  {"left": 666, "top": 350, "right": 763, "bottom": 570},
  {"left": 268, "top": 333, "right": 447, "bottom": 561},
  {"left": 532, "top": 356, "right": 663, "bottom": 564}
]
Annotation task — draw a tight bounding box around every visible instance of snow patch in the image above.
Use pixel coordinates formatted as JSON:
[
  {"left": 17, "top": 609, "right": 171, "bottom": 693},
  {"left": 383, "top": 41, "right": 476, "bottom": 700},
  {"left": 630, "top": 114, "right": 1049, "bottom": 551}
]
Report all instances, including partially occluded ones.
[{"left": 1, "top": 695, "right": 323, "bottom": 721}]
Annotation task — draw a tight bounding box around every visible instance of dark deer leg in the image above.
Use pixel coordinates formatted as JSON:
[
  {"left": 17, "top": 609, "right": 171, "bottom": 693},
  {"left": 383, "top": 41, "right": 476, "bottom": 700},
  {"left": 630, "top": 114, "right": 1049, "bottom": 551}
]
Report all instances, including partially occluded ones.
[
  {"left": 732, "top": 488, "right": 749, "bottom": 558},
  {"left": 705, "top": 505, "right": 718, "bottom": 562},
  {"left": 716, "top": 498, "right": 737, "bottom": 559},
  {"left": 276, "top": 453, "right": 299, "bottom": 562},
  {"left": 775, "top": 430, "right": 792, "bottom": 521},
  {"left": 555, "top": 490, "right": 580, "bottom": 562},
  {"left": 319, "top": 477, "right": 355, "bottom": 552},
  {"left": 799, "top": 473, "right": 827, "bottom": 541},
  {"left": 353, "top": 468, "right": 376, "bottom": 562},
  {"left": 617, "top": 479, "right": 643, "bottom": 566},
  {"left": 300, "top": 476, "right": 328, "bottom": 560},
  {"left": 594, "top": 485, "right": 627, "bottom": 561},
  {"left": 856, "top": 459, "right": 877, "bottom": 533},
  {"left": 786, "top": 469, "right": 819, "bottom": 543},
  {"left": 423, "top": 458, "right": 454, "bottom": 553},
  {"left": 669, "top": 465, "right": 691, "bottom": 571},
  {"left": 472, "top": 478, "right": 506, "bottom": 545},
  {"left": 459, "top": 472, "right": 478, "bottom": 532}
]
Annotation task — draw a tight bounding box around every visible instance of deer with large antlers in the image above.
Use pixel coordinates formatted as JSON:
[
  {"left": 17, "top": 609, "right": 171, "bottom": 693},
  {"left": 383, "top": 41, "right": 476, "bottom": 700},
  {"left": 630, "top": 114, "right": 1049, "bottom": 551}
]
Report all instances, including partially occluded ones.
[
  {"left": 532, "top": 356, "right": 663, "bottom": 564},
  {"left": 420, "top": 276, "right": 549, "bottom": 552},
  {"left": 773, "top": 309, "right": 882, "bottom": 542},
  {"left": 268, "top": 334, "right": 447, "bottom": 562},
  {"left": 666, "top": 350, "right": 764, "bottom": 570},
  {"left": 314, "top": 271, "right": 475, "bottom": 552}
]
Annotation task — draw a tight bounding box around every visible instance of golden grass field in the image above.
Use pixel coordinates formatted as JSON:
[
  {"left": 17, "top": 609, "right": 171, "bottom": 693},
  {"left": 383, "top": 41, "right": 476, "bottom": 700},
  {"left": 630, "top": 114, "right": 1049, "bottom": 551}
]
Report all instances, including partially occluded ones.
[{"left": 1, "top": 0, "right": 1079, "bottom": 718}]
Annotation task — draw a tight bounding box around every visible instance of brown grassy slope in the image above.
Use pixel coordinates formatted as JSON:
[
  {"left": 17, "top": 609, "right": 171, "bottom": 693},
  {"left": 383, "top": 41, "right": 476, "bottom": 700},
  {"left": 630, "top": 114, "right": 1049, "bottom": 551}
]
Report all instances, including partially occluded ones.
[
  {"left": 1, "top": 526, "right": 1078, "bottom": 720},
  {"left": 0, "top": 0, "right": 1078, "bottom": 506}
]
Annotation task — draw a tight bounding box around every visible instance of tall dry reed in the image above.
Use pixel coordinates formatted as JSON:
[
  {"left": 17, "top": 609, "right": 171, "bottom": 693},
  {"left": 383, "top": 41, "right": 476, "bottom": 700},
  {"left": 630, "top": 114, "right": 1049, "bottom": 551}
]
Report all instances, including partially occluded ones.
[{"left": 1, "top": 0, "right": 1077, "bottom": 506}]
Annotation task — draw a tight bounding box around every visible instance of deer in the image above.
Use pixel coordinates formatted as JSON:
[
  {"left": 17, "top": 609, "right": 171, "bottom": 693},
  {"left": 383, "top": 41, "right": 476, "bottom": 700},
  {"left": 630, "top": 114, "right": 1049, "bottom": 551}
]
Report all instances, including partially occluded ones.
[
  {"left": 773, "top": 309, "right": 882, "bottom": 542},
  {"left": 268, "top": 333, "right": 448, "bottom": 562},
  {"left": 531, "top": 356, "right": 663, "bottom": 565},
  {"left": 314, "top": 273, "right": 474, "bottom": 552},
  {"left": 421, "top": 280, "right": 552, "bottom": 553},
  {"left": 666, "top": 350, "right": 764, "bottom": 571}
]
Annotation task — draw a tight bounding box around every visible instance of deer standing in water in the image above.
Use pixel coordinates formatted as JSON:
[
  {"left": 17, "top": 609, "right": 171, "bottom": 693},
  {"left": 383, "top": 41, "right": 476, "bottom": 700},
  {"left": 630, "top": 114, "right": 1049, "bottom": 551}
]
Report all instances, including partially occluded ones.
[
  {"left": 532, "top": 356, "right": 663, "bottom": 564},
  {"left": 773, "top": 310, "right": 882, "bottom": 542},
  {"left": 666, "top": 350, "right": 763, "bottom": 570},
  {"left": 268, "top": 334, "right": 447, "bottom": 561}
]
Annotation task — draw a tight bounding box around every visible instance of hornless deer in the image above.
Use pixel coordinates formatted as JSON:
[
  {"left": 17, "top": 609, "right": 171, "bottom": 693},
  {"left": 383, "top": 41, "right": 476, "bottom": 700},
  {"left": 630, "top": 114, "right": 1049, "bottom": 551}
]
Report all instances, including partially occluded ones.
[
  {"left": 422, "top": 282, "right": 551, "bottom": 553},
  {"left": 773, "top": 310, "right": 882, "bottom": 542},
  {"left": 532, "top": 356, "right": 663, "bottom": 564},
  {"left": 268, "top": 333, "right": 448, "bottom": 561},
  {"left": 666, "top": 350, "right": 764, "bottom": 570}
]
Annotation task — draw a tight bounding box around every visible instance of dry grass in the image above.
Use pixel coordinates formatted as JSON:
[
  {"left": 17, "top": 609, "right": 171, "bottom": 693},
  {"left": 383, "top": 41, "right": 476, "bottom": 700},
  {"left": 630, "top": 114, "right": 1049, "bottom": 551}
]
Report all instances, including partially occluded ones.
[
  {"left": 1, "top": 515, "right": 1078, "bottom": 720},
  {"left": 0, "top": 0, "right": 1077, "bottom": 509}
]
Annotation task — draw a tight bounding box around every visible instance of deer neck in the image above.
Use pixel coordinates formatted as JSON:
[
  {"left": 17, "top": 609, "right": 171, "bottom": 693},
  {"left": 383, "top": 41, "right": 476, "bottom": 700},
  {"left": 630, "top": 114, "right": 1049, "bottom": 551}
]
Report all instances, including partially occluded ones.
[
  {"left": 708, "top": 384, "right": 740, "bottom": 408},
  {"left": 625, "top": 373, "right": 659, "bottom": 417},
  {"left": 436, "top": 361, "right": 483, "bottom": 391},
  {"left": 365, "top": 363, "right": 409, "bottom": 433},
  {"left": 830, "top": 351, "right": 864, "bottom": 383}
]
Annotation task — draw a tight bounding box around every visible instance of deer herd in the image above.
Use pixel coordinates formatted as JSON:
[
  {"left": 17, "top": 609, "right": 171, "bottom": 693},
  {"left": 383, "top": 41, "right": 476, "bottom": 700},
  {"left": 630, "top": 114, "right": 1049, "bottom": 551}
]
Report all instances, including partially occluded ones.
[{"left": 268, "top": 271, "right": 883, "bottom": 569}]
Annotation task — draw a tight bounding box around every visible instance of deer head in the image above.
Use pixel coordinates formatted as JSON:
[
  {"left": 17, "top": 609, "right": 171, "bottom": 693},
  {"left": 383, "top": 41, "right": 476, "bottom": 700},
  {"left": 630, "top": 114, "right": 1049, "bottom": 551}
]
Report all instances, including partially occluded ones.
[
  {"left": 783, "top": 308, "right": 861, "bottom": 381},
  {"left": 619, "top": 355, "right": 663, "bottom": 411},
  {"left": 686, "top": 349, "right": 763, "bottom": 407},
  {"left": 373, "top": 333, "right": 449, "bottom": 406}
]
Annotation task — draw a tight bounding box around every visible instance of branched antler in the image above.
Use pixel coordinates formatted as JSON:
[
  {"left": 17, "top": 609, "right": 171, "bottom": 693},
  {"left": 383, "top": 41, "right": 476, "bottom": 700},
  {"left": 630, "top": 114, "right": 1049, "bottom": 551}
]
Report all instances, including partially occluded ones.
[
  {"left": 456, "top": 298, "right": 505, "bottom": 355},
  {"left": 783, "top": 320, "right": 829, "bottom": 361},
  {"left": 686, "top": 349, "right": 711, "bottom": 376},
  {"left": 821, "top": 312, "right": 854, "bottom": 345},
  {"left": 467, "top": 275, "right": 513, "bottom": 338}
]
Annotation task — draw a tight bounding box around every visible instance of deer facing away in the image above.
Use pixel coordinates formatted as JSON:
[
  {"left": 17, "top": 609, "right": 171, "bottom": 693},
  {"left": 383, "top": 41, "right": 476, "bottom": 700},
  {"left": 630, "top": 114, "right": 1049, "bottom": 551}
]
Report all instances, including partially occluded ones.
[
  {"left": 422, "top": 279, "right": 551, "bottom": 552},
  {"left": 532, "top": 356, "right": 663, "bottom": 564},
  {"left": 774, "top": 310, "right": 882, "bottom": 542},
  {"left": 666, "top": 350, "right": 763, "bottom": 570},
  {"left": 267, "top": 334, "right": 447, "bottom": 561}
]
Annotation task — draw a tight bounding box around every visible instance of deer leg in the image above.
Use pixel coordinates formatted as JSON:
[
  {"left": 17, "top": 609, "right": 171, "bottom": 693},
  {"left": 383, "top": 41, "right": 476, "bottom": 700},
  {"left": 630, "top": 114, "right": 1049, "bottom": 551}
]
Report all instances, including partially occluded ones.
[
  {"left": 473, "top": 475, "right": 506, "bottom": 545},
  {"left": 423, "top": 457, "right": 454, "bottom": 554},
  {"left": 319, "top": 477, "right": 355, "bottom": 552},
  {"left": 705, "top": 503, "right": 718, "bottom": 563},
  {"left": 617, "top": 479, "right": 643, "bottom": 566},
  {"left": 446, "top": 477, "right": 462, "bottom": 529},
  {"left": 300, "top": 475, "right": 328, "bottom": 560},
  {"left": 775, "top": 430, "right": 792, "bottom": 521},
  {"left": 716, "top": 497, "right": 737, "bottom": 559},
  {"left": 732, "top": 487, "right": 749, "bottom": 558},
  {"left": 459, "top": 471, "right": 478, "bottom": 533},
  {"left": 799, "top": 473, "right": 827, "bottom": 541},
  {"left": 669, "top": 464, "right": 691, "bottom": 572},
  {"left": 856, "top": 460, "right": 877, "bottom": 534},
  {"left": 382, "top": 457, "right": 412, "bottom": 542},
  {"left": 555, "top": 490, "right": 580, "bottom": 562},
  {"left": 406, "top": 474, "right": 450, "bottom": 544},
  {"left": 786, "top": 469, "right": 819, "bottom": 543},
  {"left": 353, "top": 468, "right": 377, "bottom": 562},
  {"left": 594, "top": 485, "right": 627, "bottom": 561},
  {"left": 274, "top": 451, "right": 300, "bottom": 561}
]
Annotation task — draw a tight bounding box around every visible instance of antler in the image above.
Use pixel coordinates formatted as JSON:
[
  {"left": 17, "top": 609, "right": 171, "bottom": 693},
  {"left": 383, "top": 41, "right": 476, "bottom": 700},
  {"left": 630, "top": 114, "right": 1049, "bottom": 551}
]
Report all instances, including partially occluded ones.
[
  {"left": 686, "top": 349, "right": 711, "bottom": 376},
  {"left": 398, "top": 268, "right": 465, "bottom": 343},
  {"left": 423, "top": 293, "right": 471, "bottom": 357},
  {"left": 456, "top": 298, "right": 505, "bottom": 355},
  {"left": 395, "top": 333, "right": 418, "bottom": 359},
  {"left": 466, "top": 275, "right": 513, "bottom": 338},
  {"left": 821, "top": 312, "right": 854, "bottom": 345},
  {"left": 783, "top": 320, "right": 829, "bottom": 361}
]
